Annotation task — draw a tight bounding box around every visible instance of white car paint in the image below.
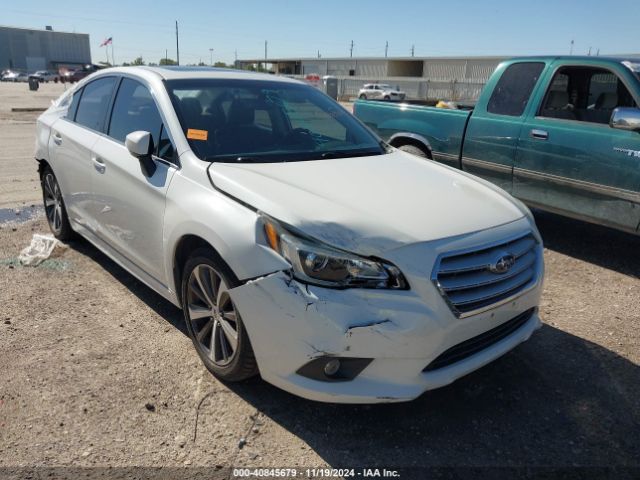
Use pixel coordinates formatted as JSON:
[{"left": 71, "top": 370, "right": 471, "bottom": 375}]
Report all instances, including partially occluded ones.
[
  {"left": 358, "top": 83, "right": 406, "bottom": 101},
  {"left": 36, "top": 66, "right": 544, "bottom": 403}
]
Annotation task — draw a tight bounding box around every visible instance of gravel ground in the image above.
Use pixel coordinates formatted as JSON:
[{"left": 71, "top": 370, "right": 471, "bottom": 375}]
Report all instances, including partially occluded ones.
[{"left": 0, "top": 82, "right": 638, "bottom": 479}]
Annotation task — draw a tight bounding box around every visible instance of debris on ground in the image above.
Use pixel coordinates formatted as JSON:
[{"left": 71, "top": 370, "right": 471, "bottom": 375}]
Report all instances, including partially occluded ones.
[{"left": 18, "top": 234, "right": 65, "bottom": 266}]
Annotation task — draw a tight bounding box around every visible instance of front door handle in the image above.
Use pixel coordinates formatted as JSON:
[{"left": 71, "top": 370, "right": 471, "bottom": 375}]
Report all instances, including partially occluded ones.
[
  {"left": 92, "top": 156, "right": 106, "bottom": 174},
  {"left": 52, "top": 132, "right": 63, "bottom": 145},
  {"left": 530, "top": 129, "right": 549, "bottom": 140}
]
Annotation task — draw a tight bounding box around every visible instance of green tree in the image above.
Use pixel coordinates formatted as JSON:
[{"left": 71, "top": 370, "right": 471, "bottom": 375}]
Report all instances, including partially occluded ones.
[
  {"left": 131, "top": 56, "right": 145, "bottom": 66},
  {"left": 159, "top": 58, "right": 177, "bottom": 65},
  {"left": 213, "top": 61, "right": 227, "bottom": 68}
]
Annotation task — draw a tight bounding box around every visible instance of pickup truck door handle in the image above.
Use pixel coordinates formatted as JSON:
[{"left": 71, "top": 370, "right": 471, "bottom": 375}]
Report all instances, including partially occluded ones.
[
  {"left": 52, "top": 132, "right": 63, "bottom": 145},
  {"left": 530, "top": 129, "right": 549, "bottom": 140},
  {"left": 92, "top": 156, "right": 106, "bottom": 174}
]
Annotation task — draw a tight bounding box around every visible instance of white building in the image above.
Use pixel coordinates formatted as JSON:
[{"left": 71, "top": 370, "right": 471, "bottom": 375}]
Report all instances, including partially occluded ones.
[{"left": 237, "top": 55, "right": 508, "bottom": 101}]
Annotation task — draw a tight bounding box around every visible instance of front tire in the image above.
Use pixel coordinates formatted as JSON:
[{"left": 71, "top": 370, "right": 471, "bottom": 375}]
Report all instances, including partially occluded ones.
[
  {"left": 359, "top": 94, "right": 367, "bottom": 99},
  {"left": 182, "top": 248, "right": 258, "bottom": 382},
  {"left": 397, "top": 144, "right": 429, "bottom": 158},
  {"left": 41, "top": 166, "right": 74, "bottom": 240}
]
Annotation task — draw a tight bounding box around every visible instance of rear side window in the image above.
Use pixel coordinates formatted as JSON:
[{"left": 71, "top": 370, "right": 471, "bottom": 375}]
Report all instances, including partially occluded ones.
[
  {"left": 108, "top": 78, "right": 163, "bottom": 147},
  {"left": 75, "top": 77, "right": 117, "bottom": 132},
  {"left": 65, "top": 91, "right": 81, "bottom": 120},
  {"left": 487, "top": 62, "right": 545, "bottom": 116}
]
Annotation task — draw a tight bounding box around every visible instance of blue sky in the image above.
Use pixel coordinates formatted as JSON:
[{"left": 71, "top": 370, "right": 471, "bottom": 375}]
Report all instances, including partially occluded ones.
[{"left": 3, "top": 0, "right": 640, "bottom": 65}]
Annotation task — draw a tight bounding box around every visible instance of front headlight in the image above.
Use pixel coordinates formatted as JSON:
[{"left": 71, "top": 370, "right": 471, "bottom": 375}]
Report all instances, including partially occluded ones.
[{"left": 261, "top": 215, "right": 407, "bottom": 289}]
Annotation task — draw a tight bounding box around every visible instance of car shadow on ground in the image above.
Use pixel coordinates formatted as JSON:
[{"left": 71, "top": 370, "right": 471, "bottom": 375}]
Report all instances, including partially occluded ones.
[
  {"left": 226, "top": 325, "right": 639, "bottom": 473},
  {"left": 532, "top": 210, "right": 640, "bottom": 278},
  {"left": 69, "top": 238, "right": 187, "bottom": 335}
]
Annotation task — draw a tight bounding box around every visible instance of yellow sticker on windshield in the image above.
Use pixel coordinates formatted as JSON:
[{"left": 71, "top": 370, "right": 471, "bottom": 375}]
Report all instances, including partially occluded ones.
[{"left": 187, "top": 129, "right": 208, "bottom": 141}]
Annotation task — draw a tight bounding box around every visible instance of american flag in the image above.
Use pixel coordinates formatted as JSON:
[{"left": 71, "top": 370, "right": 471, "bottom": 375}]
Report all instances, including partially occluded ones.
[{"left": 100, "top": 37, "right": 113, "bottom": 47}]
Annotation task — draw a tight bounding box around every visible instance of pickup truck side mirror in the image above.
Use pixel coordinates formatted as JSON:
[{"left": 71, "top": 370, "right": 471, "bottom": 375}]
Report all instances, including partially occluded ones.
[
  {"left": 125, "top": 130, "right": 157, "bottom": 176},
  {"left": 610, "top": 107, "right": 640, "bottom": 133}
]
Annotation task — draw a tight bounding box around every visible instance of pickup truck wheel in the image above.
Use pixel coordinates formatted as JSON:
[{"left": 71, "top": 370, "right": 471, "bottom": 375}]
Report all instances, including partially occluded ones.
[
  {"left": 41, "top": 167, "right": 75, "bottom": 240},
  {"left": 359, "top": 94, "right": 367, "bottom": 99},
  {"left": 398, "top": 144, "right": 429, "bottom": 158},
  {"left": 384, "top": 95, "right": 391, "bottom": 100},
  {"left": 182, "top": 248, "right": 258, "bottom": 382}
]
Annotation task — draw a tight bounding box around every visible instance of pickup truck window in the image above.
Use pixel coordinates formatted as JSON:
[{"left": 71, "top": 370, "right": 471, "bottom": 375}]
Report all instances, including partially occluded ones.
[
  {"left": 538, "top": 66, "right": 637, "bottom": 124},
  {"left": 487, "top": 62, "right": 545, "bottom": 117}
]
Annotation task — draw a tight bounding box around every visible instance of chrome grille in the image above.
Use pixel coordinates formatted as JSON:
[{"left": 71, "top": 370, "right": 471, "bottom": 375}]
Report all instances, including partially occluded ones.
[{"left": 433, "top": 233, "right": 539, "bottom": 318}]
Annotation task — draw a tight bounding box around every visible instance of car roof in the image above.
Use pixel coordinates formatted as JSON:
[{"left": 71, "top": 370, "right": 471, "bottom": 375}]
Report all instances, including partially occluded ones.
[{"left": 101, "top": 66, "right": 304, "bottom": 84}]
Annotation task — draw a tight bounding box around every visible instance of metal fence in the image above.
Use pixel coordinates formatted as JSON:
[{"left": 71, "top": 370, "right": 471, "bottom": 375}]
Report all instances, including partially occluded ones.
[
  {"left": 289, "top": 75, "right": 486, "bottom": 102},
  {"left": 338, "top": 77, "right": 486, "bottom": 102}
]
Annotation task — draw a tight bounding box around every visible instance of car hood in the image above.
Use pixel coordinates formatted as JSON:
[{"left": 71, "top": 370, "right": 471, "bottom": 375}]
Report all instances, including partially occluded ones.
[{"left": 207, "top": 151, "right": 524, "bottom": 256}]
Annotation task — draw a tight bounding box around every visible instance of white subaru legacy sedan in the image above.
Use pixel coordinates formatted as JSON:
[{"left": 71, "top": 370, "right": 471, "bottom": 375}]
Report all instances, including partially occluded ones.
[{"left": 35, "top": 67, "right": 544, "bottom": 403}]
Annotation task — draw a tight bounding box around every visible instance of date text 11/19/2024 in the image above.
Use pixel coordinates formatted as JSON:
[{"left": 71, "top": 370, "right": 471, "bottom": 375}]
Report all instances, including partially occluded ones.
[{"left": 232, "top": 467, "right": 401, "bottom": 478}]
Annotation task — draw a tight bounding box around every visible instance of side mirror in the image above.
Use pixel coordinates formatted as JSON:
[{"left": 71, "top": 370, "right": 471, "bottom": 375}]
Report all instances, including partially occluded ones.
[
  {"left": 610, "top": 107, "right": 640, "bottom": 132},
  {"left": 125, "top": 131, "right": 157, "bottom": 176}
]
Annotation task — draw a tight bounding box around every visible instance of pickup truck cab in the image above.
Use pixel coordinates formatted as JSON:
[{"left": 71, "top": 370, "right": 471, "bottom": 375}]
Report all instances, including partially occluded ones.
[{"left": 354, "top": 56, "right": 640, "bottom": 234}]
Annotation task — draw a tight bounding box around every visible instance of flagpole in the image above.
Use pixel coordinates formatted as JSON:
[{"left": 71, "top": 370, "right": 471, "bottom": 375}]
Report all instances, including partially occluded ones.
[
  {"left": 111, "top": 41, "right": 115, "bottom": 66},
  {"left": 105, "top": 44, "right": 109, "bottom": 65}
]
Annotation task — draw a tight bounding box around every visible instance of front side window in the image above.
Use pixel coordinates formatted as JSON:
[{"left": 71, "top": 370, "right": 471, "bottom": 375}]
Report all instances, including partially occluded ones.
[
  {"left": 74, "top": 77, "right": 117, "bottom": 132},
  {"left": 109, "top": 78, "right": 163, "bottom": 146},
  {"left": 166, "top": 79, "right": 385, "bottom": 162},
  {"left": 487, "top": 62, "right": 545, "bottom": 117},
  {"left": 539, "top": 66, "right": 637, "bottom": 124}
]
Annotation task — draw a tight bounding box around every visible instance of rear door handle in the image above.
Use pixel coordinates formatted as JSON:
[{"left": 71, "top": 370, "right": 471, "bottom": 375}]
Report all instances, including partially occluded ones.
[
  {"left": 92, "top": 156, "right": 106, "bottom": 174},
  {"left": 52, "top": 132, "right": 62, "bottom": 145},
  {"left": 530, "top": 129, "right": 548, "bottom": 140}
]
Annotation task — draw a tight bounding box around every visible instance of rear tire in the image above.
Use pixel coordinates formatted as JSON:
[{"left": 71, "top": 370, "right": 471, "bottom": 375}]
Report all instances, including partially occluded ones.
[
  {"left": 384, "top": 95, "right": 391, "bottom": 100},
  {"left": 397, "top": 144, "right": 429, "bottom": 158},
  {"left": 181, "top": 248, "right": 258, "bottom": 382},
  {"left": 41, "top": 166, "right": 75, "bottom": 240},
  {"left": 359, "top": 94, "right": 367, "bottom": 100}
]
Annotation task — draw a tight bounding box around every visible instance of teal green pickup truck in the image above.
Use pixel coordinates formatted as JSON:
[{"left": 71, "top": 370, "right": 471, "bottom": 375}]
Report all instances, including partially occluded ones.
[{"left": 354, "top": 56, "right": 640, "bottom": 234}]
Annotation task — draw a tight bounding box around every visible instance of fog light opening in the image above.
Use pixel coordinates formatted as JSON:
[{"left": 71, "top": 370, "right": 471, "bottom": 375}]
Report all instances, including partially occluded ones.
[{"left": 323, "top": 359, "right": 341, "bottom": 377}]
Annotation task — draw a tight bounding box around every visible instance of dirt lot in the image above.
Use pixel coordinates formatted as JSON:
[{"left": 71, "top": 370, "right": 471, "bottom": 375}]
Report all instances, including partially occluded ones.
[{"left": 0, "top": 82, "right": 639, "bottom": 479}]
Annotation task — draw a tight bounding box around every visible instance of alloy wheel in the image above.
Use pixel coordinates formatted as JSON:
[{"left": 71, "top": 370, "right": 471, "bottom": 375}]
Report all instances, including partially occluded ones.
[
  {"left": 186, "top": 264, "right": 239, "bottom": 366},
  {"left": 43, "top": 173, "right": 63, "bottom": 234}
]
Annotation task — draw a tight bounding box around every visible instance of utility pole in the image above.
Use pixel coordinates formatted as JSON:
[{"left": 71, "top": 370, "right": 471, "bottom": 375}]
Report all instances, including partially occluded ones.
[
  {"left": 411, "top": 44, "right": 415, "bottom": 57},
  {"left": 588, "top": 46, "right": 592, "bottom": 56},
  {"left": 209, "top": 48, "right": 214, "bottom": 66},
  {"left": 264, "top": 40, "right": 268, "bottom": 71},
  {"left": 350, "top": 40, "right": 354, "bottom": 58},
  {"left": 175, "top": 20, "right": 180, "bottom": 65},
  {"left": 596, "top": 48, "right": 600, "bottom": 56},
  {"left": 317, "top": 50, "right": 321, "bottom": 58},
  {"left": 165, "top": 49, "right": 168, "bottom": 63},
  {"left": 569, "top": 39, "right": 574, "bottom": 55},
  {"left": 385, "top": 41, "right": 388, "bottom": 58}
]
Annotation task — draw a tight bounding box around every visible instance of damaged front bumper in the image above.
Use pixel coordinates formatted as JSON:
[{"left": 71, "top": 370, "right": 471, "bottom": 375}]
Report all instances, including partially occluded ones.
[{"left": 229, "top": 263, "right": 542, "bottom": 404}]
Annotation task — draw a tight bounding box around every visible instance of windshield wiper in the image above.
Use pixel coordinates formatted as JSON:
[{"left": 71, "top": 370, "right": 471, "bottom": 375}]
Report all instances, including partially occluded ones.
[{"left": 320, "top": 149, "right": 382, "bottom": 159}]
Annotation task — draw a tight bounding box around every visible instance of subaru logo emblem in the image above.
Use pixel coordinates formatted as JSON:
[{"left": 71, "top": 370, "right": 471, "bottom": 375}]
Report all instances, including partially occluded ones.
[{"left": 489, "top": 253, "right": 515, "bottom": 274}]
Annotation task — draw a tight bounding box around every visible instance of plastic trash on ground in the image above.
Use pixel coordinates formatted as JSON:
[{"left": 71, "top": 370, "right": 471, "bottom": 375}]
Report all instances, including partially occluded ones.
[{"left": 18, "top": 234, "right": 65, "bottom": 266}]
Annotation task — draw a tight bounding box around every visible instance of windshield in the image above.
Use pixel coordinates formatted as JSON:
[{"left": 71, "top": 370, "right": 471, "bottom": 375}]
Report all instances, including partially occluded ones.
[{"left": 165, "top": 78, "right": 386, "bottom": 162}]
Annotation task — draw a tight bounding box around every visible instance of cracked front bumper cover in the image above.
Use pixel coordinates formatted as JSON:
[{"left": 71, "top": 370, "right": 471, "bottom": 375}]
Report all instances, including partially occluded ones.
[{"left": 229, "top": 269, "right": 542, "bottom": 404}]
